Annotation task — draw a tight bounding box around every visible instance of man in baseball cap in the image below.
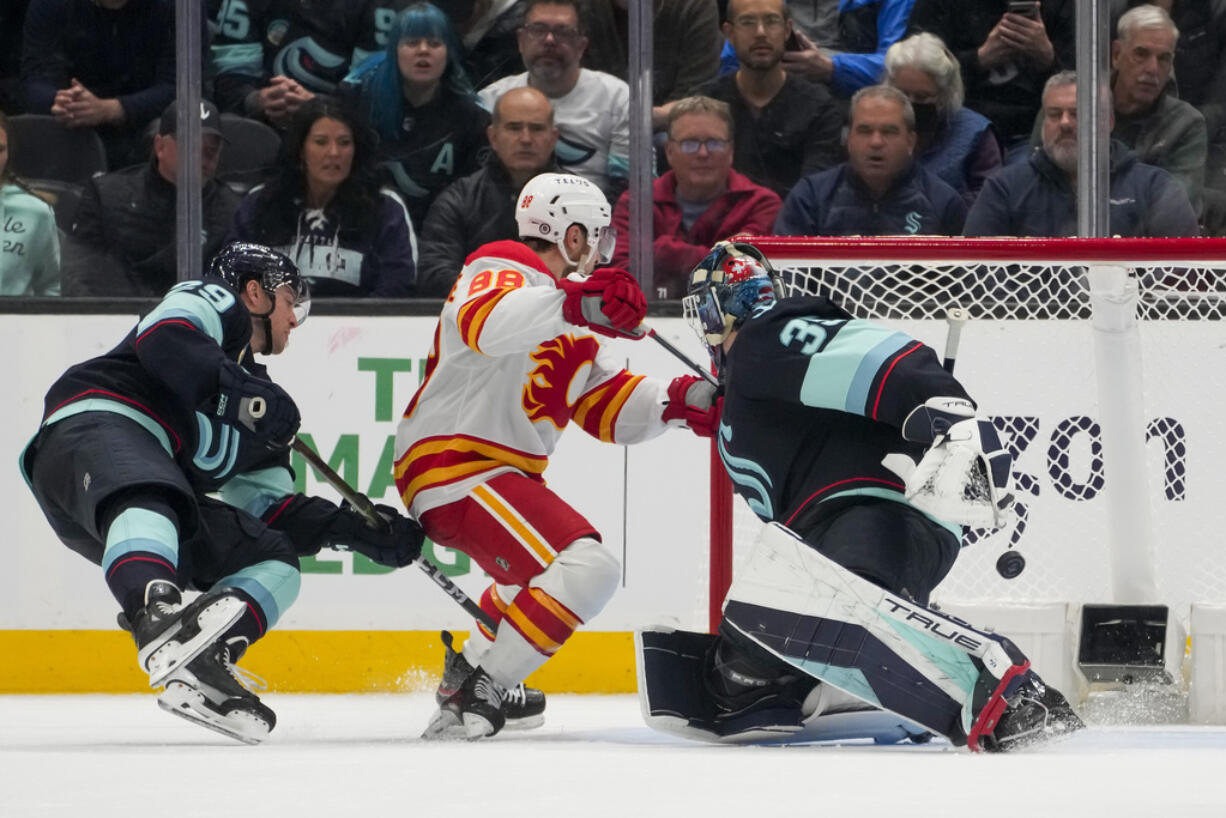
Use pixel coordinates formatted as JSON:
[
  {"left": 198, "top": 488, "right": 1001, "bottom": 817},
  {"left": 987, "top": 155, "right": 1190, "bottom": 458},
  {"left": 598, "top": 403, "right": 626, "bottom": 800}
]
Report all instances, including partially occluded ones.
[{"left": 62, "top": 98, "right": 241, "bottom": 296}]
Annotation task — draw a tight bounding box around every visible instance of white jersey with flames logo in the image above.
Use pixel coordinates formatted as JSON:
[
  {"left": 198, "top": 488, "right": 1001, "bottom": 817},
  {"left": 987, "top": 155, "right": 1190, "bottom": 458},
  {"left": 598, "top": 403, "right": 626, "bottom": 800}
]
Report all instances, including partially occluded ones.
[{"left": 394, "top": 240, "right": 671, "bottom": 518}]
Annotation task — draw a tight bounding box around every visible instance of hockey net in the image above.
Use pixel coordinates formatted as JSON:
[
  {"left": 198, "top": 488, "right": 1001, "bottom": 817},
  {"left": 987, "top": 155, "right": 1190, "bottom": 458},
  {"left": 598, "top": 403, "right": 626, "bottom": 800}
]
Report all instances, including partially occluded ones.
[{"left": 706, "top": 236, "right": 1226, "bottom": 631}]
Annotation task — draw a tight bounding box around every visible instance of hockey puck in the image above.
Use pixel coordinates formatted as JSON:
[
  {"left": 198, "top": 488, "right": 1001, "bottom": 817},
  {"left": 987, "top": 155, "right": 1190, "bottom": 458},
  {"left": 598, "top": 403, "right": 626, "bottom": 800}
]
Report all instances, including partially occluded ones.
[{"left": 996, "top": 550, "right": 1026, "bottom": 579}]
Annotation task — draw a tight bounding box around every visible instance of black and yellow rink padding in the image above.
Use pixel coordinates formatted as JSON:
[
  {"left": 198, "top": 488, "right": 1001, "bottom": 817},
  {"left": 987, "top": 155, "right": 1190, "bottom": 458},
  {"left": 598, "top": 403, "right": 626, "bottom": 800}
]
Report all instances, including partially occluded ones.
[{"left": 0, "top": 630, "right": 636, "bottom": 694}]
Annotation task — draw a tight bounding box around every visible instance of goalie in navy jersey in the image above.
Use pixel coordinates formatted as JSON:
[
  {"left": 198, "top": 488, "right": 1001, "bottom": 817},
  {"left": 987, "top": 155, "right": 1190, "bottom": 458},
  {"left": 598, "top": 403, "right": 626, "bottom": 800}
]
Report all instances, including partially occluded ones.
[
  {"left": 19, "top": 242, "right": 422, "bottom": 744},
  {"left": 637, "top": 240, "right": 1084, "bottom": 751}
]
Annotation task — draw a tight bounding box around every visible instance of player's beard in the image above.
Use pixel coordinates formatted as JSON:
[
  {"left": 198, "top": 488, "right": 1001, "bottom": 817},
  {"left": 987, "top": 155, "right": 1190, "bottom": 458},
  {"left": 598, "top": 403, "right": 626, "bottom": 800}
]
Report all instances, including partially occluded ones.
[{"left": 1045, "top": 137, "right": 1077, "bottom": 174}]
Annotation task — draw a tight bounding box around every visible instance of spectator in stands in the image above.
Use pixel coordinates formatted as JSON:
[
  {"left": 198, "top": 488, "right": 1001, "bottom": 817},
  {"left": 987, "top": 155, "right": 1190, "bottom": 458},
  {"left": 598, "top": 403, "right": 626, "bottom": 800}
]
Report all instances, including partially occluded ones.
[
  {"left": 456, "top": 0, "right": 530, "bottom": 90},
  {"left": 907, "top": 0, "right": 1075, "bottom": 162},
  {"left": 417, "top": 87, "right": 559, "bottom": 297},
  {"left": 718, "top": 0, "right": 918, "bottom": 99},
  {"left": 21, "top": 0, "right": 176, "bottom": 169},
  {"left": 583, "top": 0, "right": 722, "bottom": 111},
  {"left": 0, "top": 111, "right": 60, "bottom": 295},
  {"left": 774, "top": 85, "right": 966, "bottom": 236},
  {"left": 208, "top": 0, "right": 385, "bottom": 127},
  {"left": 964, "top": 72, "right": 1200, "bottom": 237},
  {"left": 61, "top": 100, "right": 239, "bottom": 297},
  {"left": 884, "top": 32, "right": 1002, "bottom": 206},
  {"left": 698, "top": 0, "right": 844, "bottom": 198},
  {"left": 0, "top": 0, "right": 30, "bottom": 113},
  {"left": 1110, "top": 4, "right": 1207, "bottom": 214},
  {"left": 226, "top": 96, "right": 418, "bottom": 297},
  {"left": 610, "top": 96, "right": 781, "bottom": 298},
  {"left": 344, "top": 2, "right": 491, "bottom": 231},
  {"left": 477, "top": 0, "right": 631, "bottom": 201}
]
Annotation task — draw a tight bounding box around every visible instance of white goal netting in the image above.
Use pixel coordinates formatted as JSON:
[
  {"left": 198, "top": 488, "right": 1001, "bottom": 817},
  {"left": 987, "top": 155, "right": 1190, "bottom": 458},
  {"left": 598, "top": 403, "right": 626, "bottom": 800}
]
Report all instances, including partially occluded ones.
[{"left": 713, "top": 237, "right": 1226, "bottom": 626}]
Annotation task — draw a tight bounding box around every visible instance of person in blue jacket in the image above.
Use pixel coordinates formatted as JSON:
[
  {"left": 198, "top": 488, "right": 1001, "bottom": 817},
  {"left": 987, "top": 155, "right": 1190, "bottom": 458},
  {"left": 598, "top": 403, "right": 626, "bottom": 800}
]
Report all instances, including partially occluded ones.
[
  {"left": 774, "top": 84, "right": 966, "bottom": 236},
  {"left": 720, "top": 0, "right": 917, "bottom": 98}
]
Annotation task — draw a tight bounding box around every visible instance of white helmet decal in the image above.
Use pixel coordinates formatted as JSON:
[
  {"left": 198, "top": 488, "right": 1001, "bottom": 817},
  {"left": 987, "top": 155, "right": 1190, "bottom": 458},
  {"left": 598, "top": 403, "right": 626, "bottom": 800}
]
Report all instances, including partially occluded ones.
[{"left": 516, "top": 172, "right": 615, "bottom": 269}]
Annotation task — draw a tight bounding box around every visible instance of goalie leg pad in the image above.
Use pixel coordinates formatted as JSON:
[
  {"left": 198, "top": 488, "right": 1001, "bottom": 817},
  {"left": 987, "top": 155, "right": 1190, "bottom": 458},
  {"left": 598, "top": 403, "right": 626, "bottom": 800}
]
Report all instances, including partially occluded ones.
[
  {"left": 723, "top": 522, "right": 1036, "bottom": 746},
  {"left": 635, "top": 627, "right": 932, "bottom": 746}
]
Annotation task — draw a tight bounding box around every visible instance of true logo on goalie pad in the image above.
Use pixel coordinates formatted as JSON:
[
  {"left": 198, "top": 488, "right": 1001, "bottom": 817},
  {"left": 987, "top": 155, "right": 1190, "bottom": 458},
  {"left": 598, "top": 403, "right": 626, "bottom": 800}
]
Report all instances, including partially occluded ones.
[{"left": 877, "top": 597, "right": 984, "bottom": 653}]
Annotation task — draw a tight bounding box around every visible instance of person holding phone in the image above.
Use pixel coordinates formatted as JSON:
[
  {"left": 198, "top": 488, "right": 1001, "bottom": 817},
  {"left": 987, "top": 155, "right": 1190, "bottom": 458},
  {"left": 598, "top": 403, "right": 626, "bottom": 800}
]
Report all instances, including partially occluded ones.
[{"left": 907, "top": 0, "right": 1075, "bottom": 161}]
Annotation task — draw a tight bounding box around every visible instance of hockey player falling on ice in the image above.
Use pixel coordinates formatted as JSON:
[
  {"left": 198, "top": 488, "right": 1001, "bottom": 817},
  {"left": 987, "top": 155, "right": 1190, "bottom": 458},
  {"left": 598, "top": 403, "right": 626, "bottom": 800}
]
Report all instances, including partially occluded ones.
[
  {"left": 395, "top": 172, "right": 716, "bottom": 740},
  {"left": 20, "top": 243, "right": 422, "bottom": 744},
  {"left": 638, "top": 240, "right": 1084, "bottom": 751}
]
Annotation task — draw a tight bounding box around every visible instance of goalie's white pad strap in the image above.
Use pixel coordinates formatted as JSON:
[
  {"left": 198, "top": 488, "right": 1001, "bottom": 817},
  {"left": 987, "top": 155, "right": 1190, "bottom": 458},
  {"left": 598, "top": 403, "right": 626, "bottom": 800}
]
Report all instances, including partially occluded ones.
[{"left": 724, "top": 523, "right": 1017, "bottom": 735}]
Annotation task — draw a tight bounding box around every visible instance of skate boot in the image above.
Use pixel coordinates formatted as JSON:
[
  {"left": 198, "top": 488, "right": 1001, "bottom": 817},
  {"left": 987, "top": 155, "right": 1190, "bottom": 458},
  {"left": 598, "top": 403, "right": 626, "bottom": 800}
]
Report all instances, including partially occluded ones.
[
  {"left": 158, "top": 636, "right": 276, "bottom": 745},
  {"left": 436, "top": 630, "right": 545, "bottom": 730},
  {"left": 977, "top": 670, "right": 1085, "bottom": 752},
  {"left": 126, "top": 581, "right": 247, "bottom": 687},
  {"left": 423, "top": 663, "right": 507, "bottom": 740}
]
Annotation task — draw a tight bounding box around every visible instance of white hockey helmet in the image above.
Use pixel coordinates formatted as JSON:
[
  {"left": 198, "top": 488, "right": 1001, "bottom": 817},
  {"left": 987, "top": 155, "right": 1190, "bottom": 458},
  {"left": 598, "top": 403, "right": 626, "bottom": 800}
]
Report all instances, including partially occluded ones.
[{"left": 516, "top": 172, "right": 615, "bottom": 270}]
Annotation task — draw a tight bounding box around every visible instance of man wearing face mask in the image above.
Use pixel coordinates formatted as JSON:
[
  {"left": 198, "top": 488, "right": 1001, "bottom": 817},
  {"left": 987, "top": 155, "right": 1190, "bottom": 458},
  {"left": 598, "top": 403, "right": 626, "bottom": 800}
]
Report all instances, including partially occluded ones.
[
  {"left": 773, "top": 84, "right": 966, "bottom": 237},
  {"left": 885, "top": 33, "right": 1003, "bottom": 207}
]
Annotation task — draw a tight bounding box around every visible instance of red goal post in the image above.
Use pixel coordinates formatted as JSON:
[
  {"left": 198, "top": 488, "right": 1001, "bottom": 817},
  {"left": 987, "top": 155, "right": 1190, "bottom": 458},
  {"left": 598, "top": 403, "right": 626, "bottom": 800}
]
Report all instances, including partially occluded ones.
[{"left": 706, "top": 236, "right": 1226, "bottom": 633}]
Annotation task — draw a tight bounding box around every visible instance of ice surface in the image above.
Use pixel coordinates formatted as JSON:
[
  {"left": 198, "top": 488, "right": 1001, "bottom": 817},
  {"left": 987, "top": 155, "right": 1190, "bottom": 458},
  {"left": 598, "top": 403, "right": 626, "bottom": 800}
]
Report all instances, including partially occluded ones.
[{"left": 3, "top": 694, "right": 1226, "bottom": 817}]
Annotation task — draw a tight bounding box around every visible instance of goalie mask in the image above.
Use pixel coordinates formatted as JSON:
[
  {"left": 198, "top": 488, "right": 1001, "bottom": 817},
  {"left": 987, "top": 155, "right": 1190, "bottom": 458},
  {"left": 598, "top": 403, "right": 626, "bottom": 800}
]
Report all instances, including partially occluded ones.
[
  {"left": 516, "top": 172, "right": 616, "bottom": 271},
  {"left": 210, "top": 242, "right": 311, "bottom": 353},
  {"left": 683, "top": 241, "right": 783, "bottom": 357}
]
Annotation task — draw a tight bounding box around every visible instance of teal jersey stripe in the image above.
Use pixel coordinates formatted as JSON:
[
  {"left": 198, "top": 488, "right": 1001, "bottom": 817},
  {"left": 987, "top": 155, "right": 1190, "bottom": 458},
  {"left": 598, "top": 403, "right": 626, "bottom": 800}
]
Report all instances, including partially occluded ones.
[
  {"left": 211, "top": 42, "right": 264, "bottom": 76},
  {"left": 137, "top": 292, "right": 224, "bottom": 345},
  {"left": 799, "top": 324, "right": 912, "bottom": 415},
  {"left": 219, "top": 467, "right": 295, "bottom": 517},
  {"left": 43, "top": 399, "right": 175, "bottom": 456},
  {"left": 102, "top": 507, "right": 179, "bottom": 573},
  {"left": 218, "top": 560, "right": 301, "bottom": 629}
]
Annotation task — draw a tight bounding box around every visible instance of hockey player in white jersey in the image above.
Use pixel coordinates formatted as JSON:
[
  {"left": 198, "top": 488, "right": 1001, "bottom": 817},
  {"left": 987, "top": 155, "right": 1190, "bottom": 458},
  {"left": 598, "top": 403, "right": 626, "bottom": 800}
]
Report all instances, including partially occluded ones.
[
  {"left": 394, "top": 172, "right": 716, "bottom": 740},
  {"left": 637, "top": 240, "right": 1085, "bottom": 751}
]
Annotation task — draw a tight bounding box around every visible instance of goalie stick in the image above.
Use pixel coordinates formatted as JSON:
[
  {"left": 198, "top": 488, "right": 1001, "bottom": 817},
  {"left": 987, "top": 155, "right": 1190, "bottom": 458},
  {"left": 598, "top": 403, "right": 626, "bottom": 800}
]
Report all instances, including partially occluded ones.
[
  {"left": 290, "top": 437, "right": 498, "bottom": 630},
  {"left": 645, "top": 326, "right": 719, "bottom": 387}
]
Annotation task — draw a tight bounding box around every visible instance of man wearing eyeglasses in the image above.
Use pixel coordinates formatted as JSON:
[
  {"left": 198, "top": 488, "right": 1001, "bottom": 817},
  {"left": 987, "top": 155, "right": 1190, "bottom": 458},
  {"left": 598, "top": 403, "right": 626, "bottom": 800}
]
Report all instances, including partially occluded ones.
[
  {"left": 697, "top": 0, "right": 843, "bottom": 198},
  {"left": 477, "top": 0, "right": 630, "bottom": 202},
  {"left": 610, "top": 95, "right": 781, "bottom": 298}
]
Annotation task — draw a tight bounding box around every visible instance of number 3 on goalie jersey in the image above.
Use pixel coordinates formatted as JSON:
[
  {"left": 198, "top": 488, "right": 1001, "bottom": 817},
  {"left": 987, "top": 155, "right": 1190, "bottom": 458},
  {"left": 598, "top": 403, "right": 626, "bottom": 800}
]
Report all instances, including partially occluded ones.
[{"left": 779, "top": 317, "right": 842, "bottom": 355}]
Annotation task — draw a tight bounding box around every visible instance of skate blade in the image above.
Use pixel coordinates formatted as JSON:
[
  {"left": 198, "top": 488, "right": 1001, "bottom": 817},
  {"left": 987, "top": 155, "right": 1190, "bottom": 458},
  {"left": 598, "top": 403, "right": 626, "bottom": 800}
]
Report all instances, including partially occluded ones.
[
  {"left": 420, "top": 709, "right": 498, "bottom": 741},
  {"left": 158, "top": 684, "right": 271, "bottom": 746},
  {"left": 503, "top": 714, "right": 545, "bottom": 731},
  {"left": 145, "top": 597, "right": 246, "bottom": 688}
]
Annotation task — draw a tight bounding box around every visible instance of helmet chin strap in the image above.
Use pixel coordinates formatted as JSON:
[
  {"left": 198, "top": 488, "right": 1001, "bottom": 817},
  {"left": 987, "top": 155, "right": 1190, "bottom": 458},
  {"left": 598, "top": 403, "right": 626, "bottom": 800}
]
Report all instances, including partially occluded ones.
[{"left": 252, "top": 289, "right": 276, "bottom": 355}]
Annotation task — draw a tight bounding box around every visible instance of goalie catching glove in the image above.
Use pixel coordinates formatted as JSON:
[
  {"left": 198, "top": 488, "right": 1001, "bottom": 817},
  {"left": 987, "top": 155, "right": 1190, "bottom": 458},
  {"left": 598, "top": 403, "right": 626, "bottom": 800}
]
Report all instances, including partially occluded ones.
[
  {"left": 214, "top": 361, "right": 300, "bottom": 449},
  {"left": 560, "top": 267, "right": 647, "bottom": 338},
  {"left": 325, "top": 501, "right": 424, "bottom": 568},
  {"left": 892, "top": 397, "right": 1014, "bottom": 529},
  {"left": 661, "top": 374, "right": 721, "bottom": 437}
]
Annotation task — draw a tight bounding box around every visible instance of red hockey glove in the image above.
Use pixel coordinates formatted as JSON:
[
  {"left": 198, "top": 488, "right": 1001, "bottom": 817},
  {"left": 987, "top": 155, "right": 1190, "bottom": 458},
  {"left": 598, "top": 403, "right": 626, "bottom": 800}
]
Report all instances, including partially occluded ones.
[
  {"left": 662, "top": 374, "right": 721, "bottom": 438},
  {"left": 560, "top": 268, "right": 647, "bottom": 338}
]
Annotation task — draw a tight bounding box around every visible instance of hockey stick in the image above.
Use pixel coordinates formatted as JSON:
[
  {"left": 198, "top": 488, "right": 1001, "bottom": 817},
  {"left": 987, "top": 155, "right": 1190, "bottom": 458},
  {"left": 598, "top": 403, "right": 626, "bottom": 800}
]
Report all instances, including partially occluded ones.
[
  {"left": 290, "top": 437, "right": 497, "bottom": 630},
  {"left": 943, "top": 306, "right": 969, "bottom": 374},
  {"left": 644, "top": 326, "right": 719, "bottom": 387}
]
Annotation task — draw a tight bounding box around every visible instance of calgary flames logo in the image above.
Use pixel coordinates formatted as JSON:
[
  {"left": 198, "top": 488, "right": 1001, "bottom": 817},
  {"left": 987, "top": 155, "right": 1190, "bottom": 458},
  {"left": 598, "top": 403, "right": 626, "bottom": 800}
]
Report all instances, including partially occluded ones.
[{"left": 522, "top": 335, "right": 600, "bottom": 429}]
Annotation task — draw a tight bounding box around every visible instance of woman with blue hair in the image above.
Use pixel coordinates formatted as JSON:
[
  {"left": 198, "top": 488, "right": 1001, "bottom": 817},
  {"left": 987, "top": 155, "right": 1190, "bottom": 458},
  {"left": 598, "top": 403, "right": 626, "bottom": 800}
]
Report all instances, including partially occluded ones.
[{"left": 343, "top": 2, "right": 490, "bottom": 230}]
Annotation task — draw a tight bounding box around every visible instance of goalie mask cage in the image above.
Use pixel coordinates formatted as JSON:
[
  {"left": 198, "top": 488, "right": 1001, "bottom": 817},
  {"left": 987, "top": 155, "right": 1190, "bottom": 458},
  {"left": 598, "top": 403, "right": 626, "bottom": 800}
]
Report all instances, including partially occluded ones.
[{"left": 705, "top": 236, "right": 1226, "bottom": 639}]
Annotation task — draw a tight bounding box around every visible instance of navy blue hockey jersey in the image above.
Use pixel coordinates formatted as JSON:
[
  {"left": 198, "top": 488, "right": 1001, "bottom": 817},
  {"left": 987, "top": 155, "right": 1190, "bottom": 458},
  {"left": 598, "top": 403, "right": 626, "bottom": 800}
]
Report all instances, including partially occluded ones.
[
  {"left": 40, "top": 279, "right": 292, "bottom": 495},
  {"left": 718, "top": 296, "right": 972, "bottom": 532}
]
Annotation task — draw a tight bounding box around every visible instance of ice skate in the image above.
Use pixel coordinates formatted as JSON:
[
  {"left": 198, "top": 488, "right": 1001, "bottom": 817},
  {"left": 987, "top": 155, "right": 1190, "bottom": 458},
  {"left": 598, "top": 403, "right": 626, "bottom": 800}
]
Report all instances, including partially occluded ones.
[
  {"left": 157, "top": 636, "right": 276, "bottom": 745},
  {"left": 423, "top": 663, "right": 507, "bottom": 740},
  {"left": 436, "top": 630, "right": 545, "bottom": 730},
  {"left": 977, "top": 670, "right": 1085, "bottom": 752},
  {"left": 126, "top": 581, "right": 247, "bottom": 687}
]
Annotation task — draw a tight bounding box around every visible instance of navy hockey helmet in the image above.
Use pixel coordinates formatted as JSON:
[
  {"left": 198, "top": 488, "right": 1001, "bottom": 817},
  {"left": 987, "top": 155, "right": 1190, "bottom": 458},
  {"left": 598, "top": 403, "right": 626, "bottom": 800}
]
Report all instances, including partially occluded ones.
[
  {"left": 683, "top": 240, "right": 783, "bottom": 349},
  {"left": 210, "top": 241, "right": 311, "bottom": 326}
]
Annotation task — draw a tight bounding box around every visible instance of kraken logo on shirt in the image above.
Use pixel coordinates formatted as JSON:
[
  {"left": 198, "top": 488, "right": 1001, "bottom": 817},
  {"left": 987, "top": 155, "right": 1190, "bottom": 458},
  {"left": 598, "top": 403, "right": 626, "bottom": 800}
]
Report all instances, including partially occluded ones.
[
  {"left": 272, "top": 36, "right": 348, "bottom": 93},
  {"left": 554, "top": 135, "right": 597, "bottom": 169},
  {"left": 522, "top": 335, "right": 600, "bottom": 430},
  {"left": 717, "top": 420, "right": 774, "bottom": 520}
]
